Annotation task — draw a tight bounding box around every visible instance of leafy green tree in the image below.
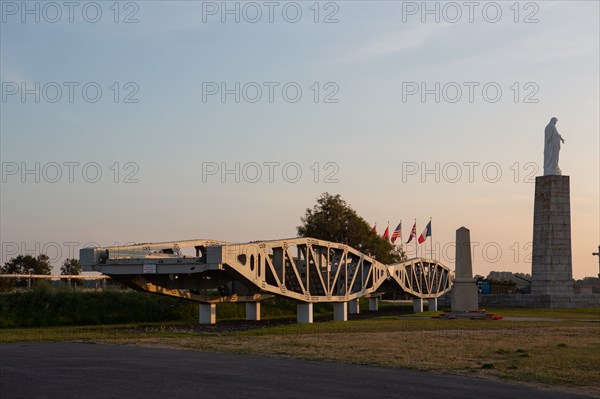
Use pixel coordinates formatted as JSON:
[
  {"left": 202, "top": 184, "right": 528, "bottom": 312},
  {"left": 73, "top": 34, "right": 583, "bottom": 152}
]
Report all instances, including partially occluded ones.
[
  {"left": 297, "top": 193, "right": 406, "bottom": 264},
  {"left": 60, "top": 258, "right": 81, "bottom": 276},
  {"left": 0, "top": 254, "right": 52, "bottom": 290},
  {"left": 61, "top": 258, "right": 83, "bottom": 286},
  {"left": 1, "top": 254, "right": 51, "bottom": 275}
]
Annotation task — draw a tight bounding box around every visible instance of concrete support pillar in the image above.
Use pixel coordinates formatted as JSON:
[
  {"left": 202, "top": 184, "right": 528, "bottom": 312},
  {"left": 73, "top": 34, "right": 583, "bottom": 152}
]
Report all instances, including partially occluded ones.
[
  {"left": 368, "top": 297, "right": 379, "bottom": 311},
  {"left": 348, "top": 299, "right": 360, "bottom": 314},
  {"left": 413, "top": 298, "right": 423, "bottom": 313},
  {"left": 428, "top": 298, "right": 438, "bottom": 311},
  {"left": 297, "top": 302, "right": 313, "bottom": 324},
  {"left": 199, "top": 303, "right": 216, "bottom": 325},
  {"left": 333, "top": 302, "right": 347, "bottom": 321},
  {"left": 245, "top": 302, "right": 260, "bottom": 321}
]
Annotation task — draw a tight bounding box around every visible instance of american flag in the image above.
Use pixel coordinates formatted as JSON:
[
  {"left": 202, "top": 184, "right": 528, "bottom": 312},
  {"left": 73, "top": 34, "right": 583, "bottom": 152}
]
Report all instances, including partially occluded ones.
[
  {"left": 391, "top": 222, "right": 402, "bottom": 243},
  {"left": 406, "top": 222, "right": 417, "bottom": 244}
]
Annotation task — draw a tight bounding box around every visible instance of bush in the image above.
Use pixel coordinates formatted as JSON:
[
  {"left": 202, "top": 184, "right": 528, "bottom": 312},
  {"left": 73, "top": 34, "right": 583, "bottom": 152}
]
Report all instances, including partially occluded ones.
[
  {"left": 0, "top": 290, "right": 198, "bottom": 328},
  {"left": 0, "top": 290, "right": 364, "bottom": 328}
]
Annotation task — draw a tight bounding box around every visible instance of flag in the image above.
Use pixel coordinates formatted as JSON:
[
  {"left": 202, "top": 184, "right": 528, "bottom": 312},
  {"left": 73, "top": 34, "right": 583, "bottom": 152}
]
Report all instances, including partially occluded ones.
[
  {"left": 391, "top": 222, "right": 402, "bottom": 243},
  {"left": 371, "top": 224, "right": 377, "bottom": 233},
  {"left": 406, "top": 222, "right": 417, "bottom": 244},
  {"left": 382, "top": 226, "right": 389, "bottom": 241},
  {"left": 418, "top": 221, "right": 432, "bottom": 244}
]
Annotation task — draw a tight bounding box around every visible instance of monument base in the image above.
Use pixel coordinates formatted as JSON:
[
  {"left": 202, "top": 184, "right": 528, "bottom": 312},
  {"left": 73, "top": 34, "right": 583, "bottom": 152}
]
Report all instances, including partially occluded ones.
[{"left": 451, "top": 278, "right": 479, "bottom": 312}]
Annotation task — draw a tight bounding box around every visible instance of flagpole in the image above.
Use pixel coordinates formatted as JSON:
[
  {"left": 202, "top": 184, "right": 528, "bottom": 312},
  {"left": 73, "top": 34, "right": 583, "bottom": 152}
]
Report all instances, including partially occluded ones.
[
  {"left": 415, "top": 218, "right": 418, "bottom": 259},
  {"left": 429, "top": 217, "right": 433, "bottom": 260},
  {"left": 400, "top": 220, "right": 402, "bottom": 254},
  {"left": 393, "top": 220, "right": 402, "bottom": 253}
]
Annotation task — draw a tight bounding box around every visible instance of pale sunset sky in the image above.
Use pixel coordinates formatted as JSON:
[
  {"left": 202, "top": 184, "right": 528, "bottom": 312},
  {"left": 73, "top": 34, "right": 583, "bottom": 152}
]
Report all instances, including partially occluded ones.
[{"left": 1, "top": 1, "right": 598, "bottom": 278}]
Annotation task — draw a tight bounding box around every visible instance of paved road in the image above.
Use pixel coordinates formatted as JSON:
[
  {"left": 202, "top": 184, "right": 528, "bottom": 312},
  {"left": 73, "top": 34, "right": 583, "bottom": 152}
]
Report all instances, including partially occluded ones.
[{"left": 0, "top": 343, "right": 595, "bottom": 399}]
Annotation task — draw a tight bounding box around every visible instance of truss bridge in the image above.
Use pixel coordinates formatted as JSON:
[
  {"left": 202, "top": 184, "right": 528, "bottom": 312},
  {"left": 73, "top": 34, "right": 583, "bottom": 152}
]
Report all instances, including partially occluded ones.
[{"left": 80, "top": 237, "right": 453, "bottom": 324}]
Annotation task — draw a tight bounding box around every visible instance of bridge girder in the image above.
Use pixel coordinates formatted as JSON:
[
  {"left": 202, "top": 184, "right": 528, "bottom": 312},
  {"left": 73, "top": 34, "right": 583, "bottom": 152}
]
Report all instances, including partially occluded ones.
[{"left": 81, "top": 237, "right": 453, "bottom": 303}]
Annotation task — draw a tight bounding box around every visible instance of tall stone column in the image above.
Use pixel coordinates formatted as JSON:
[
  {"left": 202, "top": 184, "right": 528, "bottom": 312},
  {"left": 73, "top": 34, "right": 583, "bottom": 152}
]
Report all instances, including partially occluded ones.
[
  {"left": 531, "top": 175, "right": 573, "bottom": 299},
  {"left": 451, "top": 227, "right": 478, "bottom": 312}
]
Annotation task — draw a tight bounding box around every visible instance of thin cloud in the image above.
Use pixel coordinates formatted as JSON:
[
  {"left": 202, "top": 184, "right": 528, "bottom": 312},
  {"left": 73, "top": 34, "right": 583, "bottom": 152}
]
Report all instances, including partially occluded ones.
[
  {"left": 460, "top": 28, "right": 593, "bottom": 70},
  {"left": 442, "top": 6, "right": 598, "bottom": 70},
  {"left": 340, "top": 24, "right": 450, "bottom": 64}
]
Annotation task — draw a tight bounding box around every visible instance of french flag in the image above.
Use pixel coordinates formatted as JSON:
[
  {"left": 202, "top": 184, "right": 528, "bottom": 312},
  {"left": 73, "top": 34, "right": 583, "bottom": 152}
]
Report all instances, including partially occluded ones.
[{"left": 418, "top": 221, "right": 432, "bottom": 244}]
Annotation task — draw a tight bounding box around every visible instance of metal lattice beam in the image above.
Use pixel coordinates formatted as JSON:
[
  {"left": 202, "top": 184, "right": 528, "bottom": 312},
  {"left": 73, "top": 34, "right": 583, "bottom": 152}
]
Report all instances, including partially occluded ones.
[{"left": 80, "top": 237, "right": 453, "bottom": 303}]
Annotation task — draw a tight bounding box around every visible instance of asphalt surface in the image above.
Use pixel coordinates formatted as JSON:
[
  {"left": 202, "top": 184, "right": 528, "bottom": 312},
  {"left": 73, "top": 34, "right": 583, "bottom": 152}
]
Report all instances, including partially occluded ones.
[{"left": 0, "top": 343, "right": 595, "bottom": 399}]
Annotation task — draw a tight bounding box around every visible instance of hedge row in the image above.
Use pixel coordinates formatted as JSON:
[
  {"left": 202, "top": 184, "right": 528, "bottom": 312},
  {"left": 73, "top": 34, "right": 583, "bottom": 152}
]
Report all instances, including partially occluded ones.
[
  {"left": 0, "top": 284, "right": 339, "bottom": 328},
  {"left": 0, "top": 286, "right": 197, "bottom": 328}
]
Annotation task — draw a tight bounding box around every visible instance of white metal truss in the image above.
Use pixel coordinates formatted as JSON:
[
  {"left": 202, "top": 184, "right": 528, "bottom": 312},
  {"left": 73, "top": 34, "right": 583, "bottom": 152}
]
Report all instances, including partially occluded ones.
[
  {"left": 387, "top": 258, "right": 453, "bottom": 299},
  {"left": 80, "top": 237, "right": 453, "bottom": 303}
]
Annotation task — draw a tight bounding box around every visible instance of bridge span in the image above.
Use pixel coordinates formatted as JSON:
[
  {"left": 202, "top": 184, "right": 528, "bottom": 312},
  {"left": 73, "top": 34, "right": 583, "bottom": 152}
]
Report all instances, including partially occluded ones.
[{"left": 80, "top": 238, "right": 453, "bottom": 324}]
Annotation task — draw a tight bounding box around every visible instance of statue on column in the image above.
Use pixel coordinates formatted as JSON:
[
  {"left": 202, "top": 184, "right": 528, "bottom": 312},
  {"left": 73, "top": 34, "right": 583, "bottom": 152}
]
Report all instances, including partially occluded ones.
[{"left": 544, "top": 117, "right": 565, "bottom": 176}]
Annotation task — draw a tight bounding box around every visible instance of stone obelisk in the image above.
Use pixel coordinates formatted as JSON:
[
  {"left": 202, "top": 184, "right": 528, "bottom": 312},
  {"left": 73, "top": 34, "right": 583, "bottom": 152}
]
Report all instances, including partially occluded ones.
[{"left": 451, "top": 227, "right": 478, "bottom": 312}]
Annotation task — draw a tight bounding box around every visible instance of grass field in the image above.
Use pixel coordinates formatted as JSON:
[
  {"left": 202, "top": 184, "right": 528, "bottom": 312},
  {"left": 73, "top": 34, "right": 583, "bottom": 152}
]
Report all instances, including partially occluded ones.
[{"left": 2, "top": 307, "right": 599, "bottom": 396}]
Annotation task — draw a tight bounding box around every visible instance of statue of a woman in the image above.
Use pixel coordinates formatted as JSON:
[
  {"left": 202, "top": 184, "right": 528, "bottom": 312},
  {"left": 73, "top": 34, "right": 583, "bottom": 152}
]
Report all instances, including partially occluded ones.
[{"left": 544, "top": 117, "right": 565, "bottom": 175}]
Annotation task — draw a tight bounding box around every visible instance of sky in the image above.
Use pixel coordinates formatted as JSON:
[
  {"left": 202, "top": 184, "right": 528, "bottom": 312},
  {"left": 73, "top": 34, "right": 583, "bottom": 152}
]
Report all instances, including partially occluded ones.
[{"left": 1, "top": 0, "right": 598, "bottom": 279}]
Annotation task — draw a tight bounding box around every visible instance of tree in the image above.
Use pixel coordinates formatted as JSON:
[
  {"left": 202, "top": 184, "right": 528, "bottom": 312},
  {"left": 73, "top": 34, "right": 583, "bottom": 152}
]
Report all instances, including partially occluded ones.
[
  {"left": 61, "top": 258, "right": 82, "bottom": 286},
  {"left": 297, "top": 193, "right": 406, "bottom": 264},
  {"left": 0, "top": 254, "right": 52, "bottom": 290},
  {"left": 1, "top": 254, "right": 52, "bottom": 275},
  {"left": 60, "top": 258, "right": 81, "bottom": 276}
]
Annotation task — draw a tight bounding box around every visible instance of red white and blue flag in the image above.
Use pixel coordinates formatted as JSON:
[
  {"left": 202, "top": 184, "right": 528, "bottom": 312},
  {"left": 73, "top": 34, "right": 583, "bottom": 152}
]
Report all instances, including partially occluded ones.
[
  {"left": 391, "top": 222, "right": 402, "bottom": 243},
  {"left": 406, "top": 222, "right": 417, "bottom": 244},
  {"left": 418, "top": 221, "right": 432, "bottom": 244}
]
